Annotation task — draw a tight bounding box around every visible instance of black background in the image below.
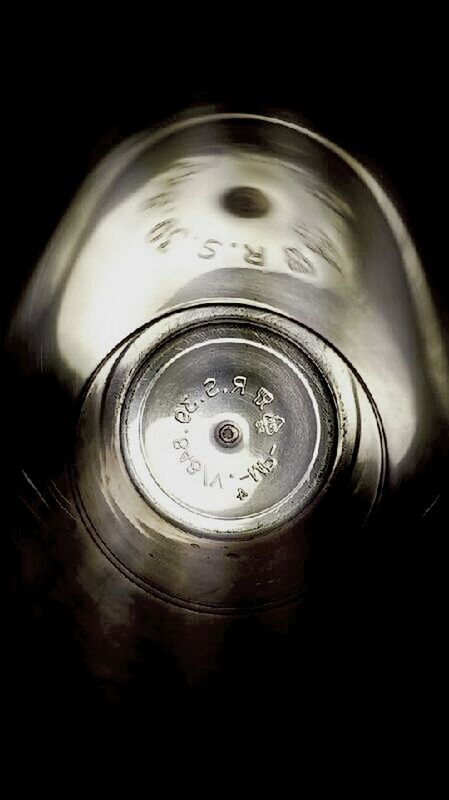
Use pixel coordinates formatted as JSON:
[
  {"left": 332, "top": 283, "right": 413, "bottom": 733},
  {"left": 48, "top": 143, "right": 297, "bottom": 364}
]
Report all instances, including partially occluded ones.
[{"left": 4, "top": 29, "right": 447, "bottom": 752}]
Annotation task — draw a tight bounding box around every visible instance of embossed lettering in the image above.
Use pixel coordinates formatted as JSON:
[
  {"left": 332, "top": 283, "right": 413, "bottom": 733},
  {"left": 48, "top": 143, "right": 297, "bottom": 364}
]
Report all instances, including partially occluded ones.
[
  {"left": 243, "top": 244, "right": 264, "bottom": 267},
  {"left": 204, "top": 378, "right": 219, "bottom": 397},
  {"left": 283, "top": 247, "right": 314, "bottom": 275},
  {"left": 231, "top": 376, "right": 247, "bottom": 395},
  {"left": 159, "top": 227, "right": 188, "bottom": 251},
  {"left": 142, "top": 193, "right": 171, "bottom": 211},
  {"left": 145, "top": 218, "right": 189, "bottom": 252},
  {"left": 255, "top": 413, "right": 285, "bottom": 435},
  {"left": 253, "top": 387, "right": 274, "bottom": 409},
  {"left": 247, "top": 456, "right": 278, "bottom": 482},
  {"left": 291, "top": 223, "right": 342, "bottom": 274},
  {"left": 179, "top": 395, "right": 198, "bottom": 414},
  {"left": 175, "top": 409, "right": 191, "bottom": 424},
  {"left": 173, "top": 438, "right": 189, "bottom": 450},
  {"left": 198, "top": 239, "right": 222, "bottom": 259},
  {"left": 146, "top": 219, "right": 175, "bottom": 243}
]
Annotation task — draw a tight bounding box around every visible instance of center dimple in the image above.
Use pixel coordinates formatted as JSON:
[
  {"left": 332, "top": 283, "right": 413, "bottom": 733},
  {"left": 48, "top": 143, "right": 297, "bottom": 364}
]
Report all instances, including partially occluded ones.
[{"left": 214, "top": 420, "right": 242, "bottom": 448}]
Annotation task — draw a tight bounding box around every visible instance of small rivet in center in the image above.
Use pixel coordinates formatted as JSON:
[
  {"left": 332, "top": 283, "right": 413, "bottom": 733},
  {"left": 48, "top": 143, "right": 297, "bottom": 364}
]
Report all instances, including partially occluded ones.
[{"left": 215, "top": 421, "right": 242, "bottom": 448}]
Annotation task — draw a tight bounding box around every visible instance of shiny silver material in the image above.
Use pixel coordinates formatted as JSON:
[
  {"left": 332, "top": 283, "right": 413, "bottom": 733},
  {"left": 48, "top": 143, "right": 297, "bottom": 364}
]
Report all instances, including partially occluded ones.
[
  {"left": 6, "top": 112, "right": 449, "bottom": 688},
  {"left": 75, "top": 304, "right": 382, "bottom": 609}
]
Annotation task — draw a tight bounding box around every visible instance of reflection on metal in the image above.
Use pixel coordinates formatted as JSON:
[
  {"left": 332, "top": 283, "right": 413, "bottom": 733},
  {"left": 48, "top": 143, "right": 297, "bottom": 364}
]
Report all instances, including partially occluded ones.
[
  {"left": 6, "top": 111, "right": 449, "bottom": 689},
  {"left": 75, "top": 305, "right": 382, "bottom": 609}
]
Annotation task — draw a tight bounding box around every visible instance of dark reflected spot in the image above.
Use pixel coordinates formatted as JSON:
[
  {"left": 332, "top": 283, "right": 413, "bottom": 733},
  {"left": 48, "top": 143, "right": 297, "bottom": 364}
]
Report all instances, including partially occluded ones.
[
  {"left": 221, "top": 186, "right": 271, "bottom": 218},
  {"left": 214, "top": 420, "right": 242, "bottom": 449}
]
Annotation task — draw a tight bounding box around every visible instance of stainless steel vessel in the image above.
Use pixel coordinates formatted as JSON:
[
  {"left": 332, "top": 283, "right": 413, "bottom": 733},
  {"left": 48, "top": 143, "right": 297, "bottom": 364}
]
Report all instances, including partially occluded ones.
[{"left": 6, "top": 112, "right": 448, "bottom": 705}]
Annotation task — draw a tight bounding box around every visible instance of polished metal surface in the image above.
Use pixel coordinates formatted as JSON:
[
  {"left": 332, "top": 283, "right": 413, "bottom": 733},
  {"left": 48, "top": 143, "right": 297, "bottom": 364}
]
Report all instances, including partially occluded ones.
[
  {"left": 75, "top": 304, "right": 383, "bottom": 609},
  {"left": 6, "top": 112, "right": 449, "bottom": 693},
  {"left": 122, "top": 317, "right": 333, "bottom": 533}
]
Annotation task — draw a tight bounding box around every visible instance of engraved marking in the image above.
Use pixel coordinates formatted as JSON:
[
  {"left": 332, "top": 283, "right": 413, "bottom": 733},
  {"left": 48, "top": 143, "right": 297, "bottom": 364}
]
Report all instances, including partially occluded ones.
[
  {"left": 270, "top": 444, "right": 277, "bottom": 456},
  {"left": 255, "top": 413, "right": 285, "bottom": 436},
  {"left": 290, "top": 222, "right": 343, "bottom": 274},
  {"left": 247, "top": 456, "right": 278, "bottom": 483},
  {"left": 200, "top": 398, "right": 205, "bottom": 403},
  {"left": 147, "top": 218, "right": 188, "bottom": 252},
  {"left": 247, "top": 463, "right": 265, "bottom": 482},
  {"left": 253, "top": 387, "right": 274, "bottom": 409},
  {"left": 174, "top": 394, "right": 199, "bottom": 425},
  {"left": 173, "top": 437, "right": 201, "bottom": 476},
  {"left": 243, "top": 244, "right": 264, "bottom": 267},
  {"left": 229, "top": 473, "right": 234, "bottom": 478},
  {"left": 283, "top": 246, "right": 314, "bottom": 275},
  {"left": 240, "top": 474, "right": 250, "bottom": 480},
  {"left": 203, "top": 465, "right": 224, "bottom": 489},
  {"left": 175, "top": 408, "right": 191, "bottom": 424},
  {"left": 173, "top": 438, "right": 189, "bottom": 450},
  {"left": 204, "top": 377, "right": 219, "bottom": 397},
  {"left": 142, "top": 193, "right": 171, "bottom": 211},
  {"left": 210, "top": 473, "right": 223, "bottom": 489},
  {"left": 146, "top": 218, "right": 176, "bottom": 245},
  {"left": 231, "top": 376, "right": 247, "bottom": 395},
  {"left": 237, "top": 488, "right": 248, "bottom": 501},
  {"left": 198, "top": 239, "right": 222, "bottom": 259},
  {"left": 179, "top": 395, "right": 198, "bottom": 414}
]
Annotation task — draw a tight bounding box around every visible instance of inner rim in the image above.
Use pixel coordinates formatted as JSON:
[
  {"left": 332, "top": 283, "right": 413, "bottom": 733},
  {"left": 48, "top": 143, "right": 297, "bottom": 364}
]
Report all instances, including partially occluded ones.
[{"left": 121, "top": 319, "right": 337, "bottom": 537}]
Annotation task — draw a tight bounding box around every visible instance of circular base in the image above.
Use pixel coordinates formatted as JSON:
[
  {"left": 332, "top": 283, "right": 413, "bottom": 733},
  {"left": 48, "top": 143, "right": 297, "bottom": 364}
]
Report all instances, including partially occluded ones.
[
  {"left": 74, "top": 304, "right": 384, "bottom": 610},
  {"left": 122, "top": 321, "right": 336, "bottom": 537}
]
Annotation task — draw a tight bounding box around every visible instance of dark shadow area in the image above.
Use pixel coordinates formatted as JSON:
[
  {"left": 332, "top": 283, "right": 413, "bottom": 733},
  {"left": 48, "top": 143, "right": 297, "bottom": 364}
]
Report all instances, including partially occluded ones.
[{"left": 3, "top": 41, "right": 447, "bottom": 746}]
